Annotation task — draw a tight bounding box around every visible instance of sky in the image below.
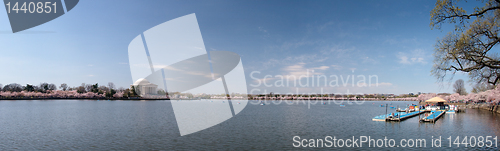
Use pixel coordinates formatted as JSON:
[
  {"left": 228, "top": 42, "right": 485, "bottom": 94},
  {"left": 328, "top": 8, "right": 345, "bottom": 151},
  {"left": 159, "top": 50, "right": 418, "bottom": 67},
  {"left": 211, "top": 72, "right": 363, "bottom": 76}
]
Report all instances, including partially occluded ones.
[{"left": 0, "top": 0, "right": 488, "bottom": 95}]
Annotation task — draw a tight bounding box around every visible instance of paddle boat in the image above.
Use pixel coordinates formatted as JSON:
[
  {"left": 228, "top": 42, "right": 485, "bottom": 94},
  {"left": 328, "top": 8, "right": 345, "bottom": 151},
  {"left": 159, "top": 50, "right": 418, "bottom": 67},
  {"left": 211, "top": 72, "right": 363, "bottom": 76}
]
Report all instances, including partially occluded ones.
[
  {"left": 340, "top": 104, "right": 345, "bottom": 107},
  {"left": 446, "top": 105, "right": 457, "bottom": 113},
  {"left": 425, "top": 106, "right": 439, "bottom": 111}
]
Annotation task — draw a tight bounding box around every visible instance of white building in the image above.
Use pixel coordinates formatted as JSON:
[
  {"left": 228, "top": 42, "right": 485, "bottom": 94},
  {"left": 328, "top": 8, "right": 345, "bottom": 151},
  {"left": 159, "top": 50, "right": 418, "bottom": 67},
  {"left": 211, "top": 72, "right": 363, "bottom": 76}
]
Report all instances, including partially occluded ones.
[{"left": 132, "top": 78, "right": 158, "bottom": 96}]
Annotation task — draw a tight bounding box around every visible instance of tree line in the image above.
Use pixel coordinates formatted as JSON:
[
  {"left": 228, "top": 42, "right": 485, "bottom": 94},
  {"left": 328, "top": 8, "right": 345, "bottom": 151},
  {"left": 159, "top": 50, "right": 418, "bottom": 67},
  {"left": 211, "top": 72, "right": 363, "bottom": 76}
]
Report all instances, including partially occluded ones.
[{"left": 0, "top": 82, "right": 140, "bottom": 99}]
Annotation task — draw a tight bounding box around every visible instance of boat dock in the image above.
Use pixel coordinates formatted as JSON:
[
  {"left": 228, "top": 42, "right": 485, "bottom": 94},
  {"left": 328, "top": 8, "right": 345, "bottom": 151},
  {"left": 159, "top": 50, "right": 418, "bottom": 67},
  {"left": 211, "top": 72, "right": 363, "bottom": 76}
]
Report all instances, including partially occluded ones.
[
  {"left": 386, "top": 111, "right": 426, "bottom": 122},
  {"left": 420, "top": 110, "right": 445, "bottom": 123},
  {"left": 373, "top": 111, "right": 427, "bottom": 122},
  {"left": 372, "top": 114, "right": 391, "bottom": 121},
  {"left": 373, "top": 101, "right": 465, "bottom": 123}
]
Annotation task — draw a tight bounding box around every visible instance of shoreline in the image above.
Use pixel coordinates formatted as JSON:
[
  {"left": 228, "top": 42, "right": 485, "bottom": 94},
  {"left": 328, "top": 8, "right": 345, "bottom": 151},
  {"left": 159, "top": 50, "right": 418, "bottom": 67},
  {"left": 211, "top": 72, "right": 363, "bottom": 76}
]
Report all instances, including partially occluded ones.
[
  {"left": 467, "top": 104, "right": 500, "bottom": 114},
  {"left": 3, "top": 98, "right": 499, "bottom": 114},
  {"left": 0, "top": 97, "right": 169, "bottom": 101},
  {"left": 0, "top": 98, "right": 421, "bottom": 101},
  {"left": 0, "top": 98, "right": 449, "bottom": 102}
]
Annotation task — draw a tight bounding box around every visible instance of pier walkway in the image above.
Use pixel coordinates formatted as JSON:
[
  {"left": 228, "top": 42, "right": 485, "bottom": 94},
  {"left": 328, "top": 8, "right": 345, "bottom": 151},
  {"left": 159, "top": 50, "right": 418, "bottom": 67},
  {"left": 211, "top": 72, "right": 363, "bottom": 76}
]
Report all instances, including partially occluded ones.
[
  {"left": 386, "top": 111, "right": 425, "bottom": 122},
  {"left": 373, "top": 111, "right": 426, "bottom": 122},
  {"left": 420, "top": 110, "right": 445, "bottom": 123}
]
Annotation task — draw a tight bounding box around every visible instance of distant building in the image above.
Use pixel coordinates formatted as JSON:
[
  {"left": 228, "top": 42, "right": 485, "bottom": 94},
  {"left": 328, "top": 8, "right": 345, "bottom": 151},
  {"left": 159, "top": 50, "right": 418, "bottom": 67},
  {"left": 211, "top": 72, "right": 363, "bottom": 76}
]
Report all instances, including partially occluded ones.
[{"left": 132, "top": 78, "right": 158, "bottom": 96}]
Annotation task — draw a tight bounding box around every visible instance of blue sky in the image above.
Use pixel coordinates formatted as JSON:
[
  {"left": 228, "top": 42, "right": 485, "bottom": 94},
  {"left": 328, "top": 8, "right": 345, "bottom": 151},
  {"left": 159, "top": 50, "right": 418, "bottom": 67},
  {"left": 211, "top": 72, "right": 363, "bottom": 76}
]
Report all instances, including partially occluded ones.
[{"left": 0, "top": 0, "right": 484, "bottom": 94}]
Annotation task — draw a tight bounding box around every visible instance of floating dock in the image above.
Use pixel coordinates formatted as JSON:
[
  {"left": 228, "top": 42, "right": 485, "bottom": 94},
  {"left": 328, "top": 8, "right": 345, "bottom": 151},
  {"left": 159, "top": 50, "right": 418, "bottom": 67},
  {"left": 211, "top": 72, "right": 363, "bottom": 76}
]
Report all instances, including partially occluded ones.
[
  {"left": 420, "top": 110, "right": 445, "bottom": 123},
  {"left": 372, "top": 114, "right": 391, "bottom": 121},
  {"left": 373, "top": 111, "right": 426, "bottom": 122},
  {"left": 386, "top": 111, "right": 425, "bottom": 122}
]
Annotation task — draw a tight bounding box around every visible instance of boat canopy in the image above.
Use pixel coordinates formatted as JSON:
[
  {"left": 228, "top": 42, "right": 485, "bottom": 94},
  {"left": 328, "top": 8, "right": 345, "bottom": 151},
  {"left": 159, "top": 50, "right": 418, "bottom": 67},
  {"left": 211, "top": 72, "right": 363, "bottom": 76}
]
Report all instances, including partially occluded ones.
[{"left": 425, "top": 97, "right": 446, "bottom": 103}]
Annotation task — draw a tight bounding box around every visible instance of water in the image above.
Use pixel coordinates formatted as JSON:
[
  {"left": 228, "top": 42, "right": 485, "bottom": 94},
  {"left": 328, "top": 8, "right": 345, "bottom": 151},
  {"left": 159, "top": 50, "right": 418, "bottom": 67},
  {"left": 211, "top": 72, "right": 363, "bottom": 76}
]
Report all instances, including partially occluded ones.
[{"left": 0, "top": 100, "right": 498, "bottom": 150}]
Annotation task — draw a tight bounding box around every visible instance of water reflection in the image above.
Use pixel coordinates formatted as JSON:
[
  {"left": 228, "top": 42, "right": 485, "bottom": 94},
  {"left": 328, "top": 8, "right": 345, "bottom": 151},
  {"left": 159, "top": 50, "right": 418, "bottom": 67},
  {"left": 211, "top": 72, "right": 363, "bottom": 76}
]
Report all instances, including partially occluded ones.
[{"left": 0, "top": 100, "right": 498, "bottom": 150}]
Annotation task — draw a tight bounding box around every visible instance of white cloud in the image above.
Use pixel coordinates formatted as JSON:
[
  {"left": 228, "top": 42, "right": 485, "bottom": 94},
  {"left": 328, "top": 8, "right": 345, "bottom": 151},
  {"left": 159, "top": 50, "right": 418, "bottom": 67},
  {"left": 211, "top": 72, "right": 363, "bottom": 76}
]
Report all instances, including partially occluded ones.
[
  {"left": 378, "top": 82, "right": 393, "bottom": 86},
  {"left": 281, "top": 62, "right": 328, "bottom": 79},
  {"left": 417, "top": 58, "right": 424, "bottom": 63},
  {"left": 399, "top": 54, "right": 410, "bottom": 64},
  {"left": 397, "top": 49, "right": 427, "bottom": 64},
  {"left": 331, "top": 65, "right": 342, "bottom": 70},
  {"left": 258, "top": 26, "right": 268, "bottom": 33},
  {"left": 261, "top": 53, "right": 327, "bottom": 70},
  {"left": 258, "top": 26, "right": 270, "bottom": 38},
  {"left": 313, "top": 66, "right": 329, "bottom": 70},
  {"left": 362, "top": 56, "right": 378, "bottom": 64}
]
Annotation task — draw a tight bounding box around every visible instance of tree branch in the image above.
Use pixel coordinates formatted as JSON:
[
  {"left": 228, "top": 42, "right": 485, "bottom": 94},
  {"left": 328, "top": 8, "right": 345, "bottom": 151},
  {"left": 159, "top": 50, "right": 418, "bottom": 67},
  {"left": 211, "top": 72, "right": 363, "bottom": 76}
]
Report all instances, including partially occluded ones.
[{"left": 442, "top": 6, "right": 500, "bottom": 20}]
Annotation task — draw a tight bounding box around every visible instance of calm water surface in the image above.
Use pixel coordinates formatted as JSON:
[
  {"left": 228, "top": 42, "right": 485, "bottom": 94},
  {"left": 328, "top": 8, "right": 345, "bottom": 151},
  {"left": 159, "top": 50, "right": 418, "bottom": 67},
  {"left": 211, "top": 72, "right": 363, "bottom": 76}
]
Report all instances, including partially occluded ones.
[{"left": 0, "top": 100, "right": 499, "bottom": 150}]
